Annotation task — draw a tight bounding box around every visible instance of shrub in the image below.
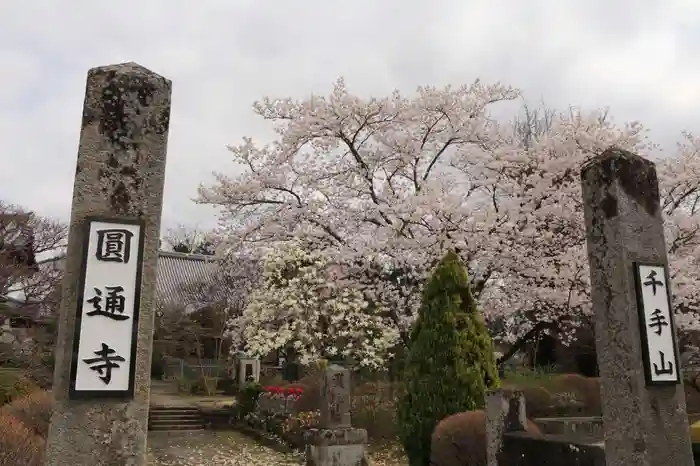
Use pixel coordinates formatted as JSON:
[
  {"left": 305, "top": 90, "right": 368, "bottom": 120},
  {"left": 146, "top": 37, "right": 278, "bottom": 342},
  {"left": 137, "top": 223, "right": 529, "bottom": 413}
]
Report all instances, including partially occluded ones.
[
  {"left": 281, "top": 410, "right": 320, "bottom": 448},
  {"left": 352, "top": 381, "right": 400, "bottom": 440},
  {"left": 430, "top": 410, "right": 541, "bottom": 466},
  {"left": 501, "top": 365, "right": 558, "bottom": 389},
  {"left": 397, "top": 251, "right": 500, "bottom": 466},
  {"left": 550, "top": 374, "right": 602, "bottom": 416},
  {"left": 519, "top": 386, "right": 554, "bottom": 418},
  {"left": 261, "top": 386, "right": 304, "bottom": 398},
  {"left": 0, "top": 372, "right": 38, "bottom": 406},
  {"left": 259, "top": 371, "right": 287, "bottom": 387},
  {"left": 175, "top": 376, "right": 194, "bottom": 394},
  {"left": 0, "top": 412, "right": 45, "bottom": 466},
  {"left": 23, "top": 366, "right": 53, "bottom": 392},
  {"left": 217, "top": 377, "right": 237, "bottom": 395},
  {"left": 237, "top": 381, "right": 263, "bottom": 419},
  {"left": 191, "top": 376, "right": 219, "bottom": 396},
  {"left": 1, "top": 390, "right": 53, "bottom": 439},
  {"left": 685, "top": 376, "right": 700, "bottom": 414},
  {"left": 293, "top": 372, "right": 324, "bottom": 413},
  {"left": 282, "top": 361, "right": 302, "bottom": 382},
  {"left": 0, "top": 344, "right": 23, "bottom": 368}
]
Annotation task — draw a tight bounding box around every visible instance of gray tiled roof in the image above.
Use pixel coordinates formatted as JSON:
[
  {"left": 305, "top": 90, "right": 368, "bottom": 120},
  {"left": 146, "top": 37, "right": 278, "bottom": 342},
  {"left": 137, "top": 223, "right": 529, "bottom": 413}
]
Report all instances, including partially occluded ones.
[
  {"left": 155, "top": 250, "right": 225, "bottom": 308},
  {"left": 3, "top": 251, "right": 227, "bottom": 311}
]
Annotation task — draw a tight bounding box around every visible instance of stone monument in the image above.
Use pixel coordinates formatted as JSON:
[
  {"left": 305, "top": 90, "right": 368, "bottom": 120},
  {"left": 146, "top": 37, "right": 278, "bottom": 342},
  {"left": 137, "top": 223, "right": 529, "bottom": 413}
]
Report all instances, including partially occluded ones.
[
  {"left": 581, "top": 147, "right": 694, "bottom": 466},
  {"left": 238, "top": 356, "right": 260, "bottom": 384},
  {"left": 45, "top": 63, "right": 171, "bottom": 465},
  {"left": 485, "top": 390, "right": 527, "bottom": 466},
  {"left": 305, "top": 364, "right": 368, "bottom": 466}
]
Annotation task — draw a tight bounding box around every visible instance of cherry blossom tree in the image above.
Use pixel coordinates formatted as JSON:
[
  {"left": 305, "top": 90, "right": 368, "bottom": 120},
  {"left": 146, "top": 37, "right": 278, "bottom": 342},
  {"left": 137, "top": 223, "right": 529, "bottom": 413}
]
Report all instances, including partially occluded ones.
[
  {"left": 659, "top": 132, "right": 700, "bottom": 333},
  {"left": 163, "top": 224, "right": 217, "bottom": 255},
  {"left": 198, "top": 78, "right": 700, "bottom": 366}
]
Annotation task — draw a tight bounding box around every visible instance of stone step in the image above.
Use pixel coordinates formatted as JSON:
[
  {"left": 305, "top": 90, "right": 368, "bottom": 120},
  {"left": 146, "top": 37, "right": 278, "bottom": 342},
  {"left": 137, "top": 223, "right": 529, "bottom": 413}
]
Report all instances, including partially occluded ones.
[
  {"left": 149, "top": 421, "right": 205, "bottom": 431},
  {"left": 148, "top": 406, "right": 205, "bottom": 432},
  {"left": 150, "top": 413, "right": 200, "bottom": 417},
  {"left": 150, "top": 407, "right": 200, "bottom": 413},
  {"left": 150, "top": 416, "right": 203, "bottom": 424},
  {"left": 149, "top": 423, "right": 206, "bottom": 432},
  {"left": 150, "top": 411, "right": 199, "bottom": 416}
]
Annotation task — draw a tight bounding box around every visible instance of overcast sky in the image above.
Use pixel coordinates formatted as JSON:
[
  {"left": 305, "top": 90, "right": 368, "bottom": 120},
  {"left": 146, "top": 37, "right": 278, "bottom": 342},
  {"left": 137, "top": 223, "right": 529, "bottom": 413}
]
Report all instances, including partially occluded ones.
[{"left": 2, "top": 0, "right": 699, "bottom": 234}]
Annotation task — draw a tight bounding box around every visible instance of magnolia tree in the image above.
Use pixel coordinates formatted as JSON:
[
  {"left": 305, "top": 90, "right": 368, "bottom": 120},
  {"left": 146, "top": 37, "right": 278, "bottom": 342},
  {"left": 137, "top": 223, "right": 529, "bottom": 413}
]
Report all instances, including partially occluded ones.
[
  {"left": 227, "top": 244, "right": 400, "bottom": 368},
  {"left": 198, "top": 78, "right": 700, "bottom": 366}
]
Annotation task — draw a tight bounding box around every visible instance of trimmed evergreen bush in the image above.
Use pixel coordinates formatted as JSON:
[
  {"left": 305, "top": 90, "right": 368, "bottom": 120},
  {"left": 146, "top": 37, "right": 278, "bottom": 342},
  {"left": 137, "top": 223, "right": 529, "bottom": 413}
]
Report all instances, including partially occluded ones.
[{"left": 397, "top": 251, "right": 500, "bottom": 466}]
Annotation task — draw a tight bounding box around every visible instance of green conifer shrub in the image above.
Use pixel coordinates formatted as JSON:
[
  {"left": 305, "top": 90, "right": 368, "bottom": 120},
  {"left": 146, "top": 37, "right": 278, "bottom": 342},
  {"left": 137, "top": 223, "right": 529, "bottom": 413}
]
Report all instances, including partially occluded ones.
[{"left": 397, "top": 251, "right": 500, "bottom": 466}]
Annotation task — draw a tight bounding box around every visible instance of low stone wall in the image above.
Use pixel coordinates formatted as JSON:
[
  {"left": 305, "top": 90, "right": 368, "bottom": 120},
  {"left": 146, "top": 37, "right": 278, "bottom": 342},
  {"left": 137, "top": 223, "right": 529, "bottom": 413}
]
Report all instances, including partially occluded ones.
[
  {"left": 500, "top": 432, "right": 606, "bottom": 466},
  {"left": 487, "top": 390, "right": 608, "bottom": 466},
  {"left": 534, "top": 416, "right": 603, "bottom": 441}
]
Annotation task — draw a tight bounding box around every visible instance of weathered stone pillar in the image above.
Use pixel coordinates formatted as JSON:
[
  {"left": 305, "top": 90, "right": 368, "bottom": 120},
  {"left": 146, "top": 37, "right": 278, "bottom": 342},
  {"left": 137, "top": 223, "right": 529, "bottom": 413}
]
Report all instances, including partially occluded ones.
[
  {"left": 485, "top": 390, "right": 527, "bottom": 466},
  {"left": 304, "top": 365, "right": 368, "bottom": 466},
  {"left": 46, "top": 63, "right": 171, "bottom": 465},
  {"left": 581, "top": 148, "right": 693, "bottom": 466}
]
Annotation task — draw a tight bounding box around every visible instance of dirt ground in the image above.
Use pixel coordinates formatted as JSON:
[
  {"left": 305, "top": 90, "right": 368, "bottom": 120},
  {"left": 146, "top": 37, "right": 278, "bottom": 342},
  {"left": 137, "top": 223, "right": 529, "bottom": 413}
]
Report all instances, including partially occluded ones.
[
  {"left": 147, "top": 431, "right": 409, "bottom": 466},
  {"left": 147, "top": 431, "right": 304, "bottom": 466}
]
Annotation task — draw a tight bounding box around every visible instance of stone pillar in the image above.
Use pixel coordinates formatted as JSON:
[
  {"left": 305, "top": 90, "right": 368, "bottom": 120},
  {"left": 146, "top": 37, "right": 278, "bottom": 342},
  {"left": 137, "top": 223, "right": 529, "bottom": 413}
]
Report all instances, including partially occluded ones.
[
  {"left": 485, "top": 390, "right": 527, "bottom": 466},
  {"left": 581, "top": 148, "right": 693, "bottom": 466},
  {"left": 305, "top": 364, "right": 367, "bottom": 466},
  {"left": 46, "top": 63, "right": 171, "bottom": 466},
  {"left": 238, "top": 357, "right": 260, "bottom": 384}
]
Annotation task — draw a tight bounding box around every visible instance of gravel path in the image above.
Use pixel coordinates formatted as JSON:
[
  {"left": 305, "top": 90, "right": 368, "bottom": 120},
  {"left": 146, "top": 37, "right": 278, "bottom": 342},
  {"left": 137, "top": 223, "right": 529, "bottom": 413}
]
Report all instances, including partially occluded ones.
[{"left": 147, "top": 431, "right": 304, "bottom": 466}]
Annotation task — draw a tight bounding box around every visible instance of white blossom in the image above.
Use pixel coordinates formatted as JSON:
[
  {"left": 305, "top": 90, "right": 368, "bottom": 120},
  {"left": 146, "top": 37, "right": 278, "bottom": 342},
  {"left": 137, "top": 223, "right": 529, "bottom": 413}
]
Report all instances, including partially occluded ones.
[{"left": 200, "top": 79, "right": 700, "bottom": 364}]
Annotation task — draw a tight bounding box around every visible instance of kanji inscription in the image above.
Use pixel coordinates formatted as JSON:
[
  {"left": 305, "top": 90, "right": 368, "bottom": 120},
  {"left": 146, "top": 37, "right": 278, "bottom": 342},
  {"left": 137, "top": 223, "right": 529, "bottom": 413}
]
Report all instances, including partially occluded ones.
[
  {"left": 69, "top": 218, "right": 143, "bottom": 397},
  {"left": 634, "top": 263, "right": 681, "bottom": 385}
]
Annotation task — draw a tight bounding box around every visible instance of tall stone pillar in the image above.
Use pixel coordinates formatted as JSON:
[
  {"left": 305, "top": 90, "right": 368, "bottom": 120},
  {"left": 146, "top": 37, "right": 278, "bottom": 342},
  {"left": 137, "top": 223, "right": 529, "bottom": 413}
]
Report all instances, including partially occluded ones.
[
  {"left": 46, "top": 63, "right": 171, "bottom": 466},
  {"left": 581, "top": 148, "right": 693, "bottom": 466}
]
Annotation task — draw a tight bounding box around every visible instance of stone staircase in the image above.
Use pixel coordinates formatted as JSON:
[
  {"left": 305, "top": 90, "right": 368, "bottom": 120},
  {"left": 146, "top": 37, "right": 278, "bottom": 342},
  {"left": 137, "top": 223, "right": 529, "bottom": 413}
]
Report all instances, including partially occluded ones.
[{"left": 148, "top": 406, "right": 205, "bottom": 432}]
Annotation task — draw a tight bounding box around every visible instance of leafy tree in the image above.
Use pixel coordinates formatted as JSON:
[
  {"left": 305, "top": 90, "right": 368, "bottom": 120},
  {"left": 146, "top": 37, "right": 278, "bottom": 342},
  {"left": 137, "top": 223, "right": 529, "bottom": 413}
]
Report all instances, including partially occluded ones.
[
  {"left": 0, "top": 201, "right": 65, "bottom": 385},
  {"left": 229, "top": 243, "right": 398, "bottom": 368},
  {"left": 163, "top": 224, "right": 216, "bottom": 255},
  {"left": 397, "top": 251, "right": 499, "bottom": 466},
  {"left": 0, "top": 201, "right": 66, "bottom": 301},
  {"left": 198, "top": 78, "right": 700, "bottom": 366}
]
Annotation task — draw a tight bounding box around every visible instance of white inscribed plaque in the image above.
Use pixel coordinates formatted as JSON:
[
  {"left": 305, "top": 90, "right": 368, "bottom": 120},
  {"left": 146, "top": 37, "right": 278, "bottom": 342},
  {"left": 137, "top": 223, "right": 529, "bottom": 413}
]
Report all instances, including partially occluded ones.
[
  {"left": 71, "top": 219, "right": 142, "bottom": 395},
  {"left": 635, "top": 264, "right": 680, "bottom": 384}
]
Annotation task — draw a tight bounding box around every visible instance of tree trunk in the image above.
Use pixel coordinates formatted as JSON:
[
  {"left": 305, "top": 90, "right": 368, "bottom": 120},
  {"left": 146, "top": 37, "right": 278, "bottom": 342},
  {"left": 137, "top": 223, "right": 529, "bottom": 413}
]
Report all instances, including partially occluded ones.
[{"left": 496, "top": 321, "right": 560, "bottom": 367}]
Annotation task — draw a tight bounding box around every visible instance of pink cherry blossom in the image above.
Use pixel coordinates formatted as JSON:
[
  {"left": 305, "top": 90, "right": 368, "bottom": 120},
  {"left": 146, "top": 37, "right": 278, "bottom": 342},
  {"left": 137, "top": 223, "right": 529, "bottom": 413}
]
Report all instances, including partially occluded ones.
[{"left": 198, "top": 78, "right": 700, "bottom": 365}]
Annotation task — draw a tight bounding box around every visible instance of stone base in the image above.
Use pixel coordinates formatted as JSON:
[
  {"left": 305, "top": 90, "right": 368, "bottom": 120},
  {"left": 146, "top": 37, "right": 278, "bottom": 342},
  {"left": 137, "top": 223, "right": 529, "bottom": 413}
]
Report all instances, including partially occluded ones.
[{"left": 304, "top": 428, "right": 368, "bottom": 466}]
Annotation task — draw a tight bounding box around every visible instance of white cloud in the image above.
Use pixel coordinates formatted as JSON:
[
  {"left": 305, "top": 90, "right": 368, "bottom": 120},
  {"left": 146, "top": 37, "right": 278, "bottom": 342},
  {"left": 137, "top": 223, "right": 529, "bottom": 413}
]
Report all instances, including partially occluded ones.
[{"left": 1, "top": 0, "right": 698, "bottom": 232}]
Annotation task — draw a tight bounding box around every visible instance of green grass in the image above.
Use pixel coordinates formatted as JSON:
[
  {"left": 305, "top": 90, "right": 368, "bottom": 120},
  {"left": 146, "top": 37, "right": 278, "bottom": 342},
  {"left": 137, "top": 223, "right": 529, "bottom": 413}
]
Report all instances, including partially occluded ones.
[{"left": 501, "top": 365, "right": 559, "bottom": 389}]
